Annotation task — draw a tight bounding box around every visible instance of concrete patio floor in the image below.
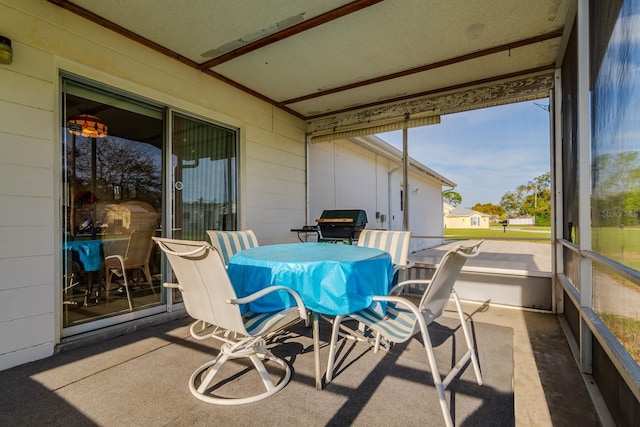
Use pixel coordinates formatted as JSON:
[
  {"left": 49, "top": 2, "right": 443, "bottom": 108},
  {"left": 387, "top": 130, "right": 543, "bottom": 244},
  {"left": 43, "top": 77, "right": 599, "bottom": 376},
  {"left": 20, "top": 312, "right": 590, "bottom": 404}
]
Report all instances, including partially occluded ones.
[{"left": 0, "top": 300, "right": 600, "bottom": 426}]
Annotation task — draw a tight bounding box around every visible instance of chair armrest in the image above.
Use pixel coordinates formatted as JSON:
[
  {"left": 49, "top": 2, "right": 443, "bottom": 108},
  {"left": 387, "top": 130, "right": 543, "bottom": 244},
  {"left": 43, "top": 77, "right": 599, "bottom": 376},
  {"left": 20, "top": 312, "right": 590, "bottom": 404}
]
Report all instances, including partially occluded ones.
[
  {"left": 104, "top": 254, "right": 125, "bottom": 270},
  {"left": 371, "top": 294, "right": 431, "bottom": 336},
  {"left": 163, "top": 282, "right": 180, "bottom": 289},
  {"left": 394, "top": 260, "right": 415, "bottom": 272},
  {"left": 389, "top": 279, "right": 432, "bottom": 295},
  {"left": 227, "top": 285, "right": 308, "bottom": 321},
  {"left": 372, "top": 293, "right": 415, "bottom": 304}
]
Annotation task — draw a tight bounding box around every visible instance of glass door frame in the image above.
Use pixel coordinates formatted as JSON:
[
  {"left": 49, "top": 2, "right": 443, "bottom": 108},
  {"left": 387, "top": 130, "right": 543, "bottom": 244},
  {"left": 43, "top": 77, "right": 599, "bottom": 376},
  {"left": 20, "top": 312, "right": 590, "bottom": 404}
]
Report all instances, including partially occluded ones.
[{"left": 60, "top": 76, "right": 238, "bottom": 338}]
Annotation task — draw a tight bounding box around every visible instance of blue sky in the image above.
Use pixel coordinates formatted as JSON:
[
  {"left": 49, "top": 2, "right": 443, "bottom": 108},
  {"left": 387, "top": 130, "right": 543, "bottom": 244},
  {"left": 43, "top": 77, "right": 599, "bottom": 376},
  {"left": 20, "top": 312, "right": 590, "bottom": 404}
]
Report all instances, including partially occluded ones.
[{"left": 376, "top": 100, "right": 551, "bottom": 208}]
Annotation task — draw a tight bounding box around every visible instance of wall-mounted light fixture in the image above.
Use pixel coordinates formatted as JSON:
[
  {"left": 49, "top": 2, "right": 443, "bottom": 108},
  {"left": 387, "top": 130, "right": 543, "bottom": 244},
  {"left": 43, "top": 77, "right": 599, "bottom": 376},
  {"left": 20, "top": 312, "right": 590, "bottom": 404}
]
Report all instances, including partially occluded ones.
[
  {"left": 0, "top": 36, "right": 12, "bottom": 65},
  {"left": 67, "top": 114, "right": 108, "bottom": 138}
]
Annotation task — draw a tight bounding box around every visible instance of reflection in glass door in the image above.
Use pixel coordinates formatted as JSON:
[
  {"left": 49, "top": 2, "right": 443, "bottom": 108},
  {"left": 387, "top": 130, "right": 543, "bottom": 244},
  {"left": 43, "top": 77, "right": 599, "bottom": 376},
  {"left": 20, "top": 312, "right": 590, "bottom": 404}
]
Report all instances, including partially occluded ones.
[
  {"left": 61, "top": 78, "right": 164, "bottom": 330},
  {"left": 169, "top": 114, "right": 237, "bottom": 304},
  {"left": 171, "top": 114, "right": 237, "bottom": 241}
]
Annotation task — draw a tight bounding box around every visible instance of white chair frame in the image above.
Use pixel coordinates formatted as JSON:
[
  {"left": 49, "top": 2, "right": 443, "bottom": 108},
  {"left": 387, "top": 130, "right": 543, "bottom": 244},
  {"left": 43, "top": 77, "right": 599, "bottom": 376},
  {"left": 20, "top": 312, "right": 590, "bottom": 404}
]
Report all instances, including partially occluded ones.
[
  {"left": 326, "top": 240, "right": 484, "bottom": 427},
  {"left": 154, "top": 237, "right": 307, "bottom": 405}
]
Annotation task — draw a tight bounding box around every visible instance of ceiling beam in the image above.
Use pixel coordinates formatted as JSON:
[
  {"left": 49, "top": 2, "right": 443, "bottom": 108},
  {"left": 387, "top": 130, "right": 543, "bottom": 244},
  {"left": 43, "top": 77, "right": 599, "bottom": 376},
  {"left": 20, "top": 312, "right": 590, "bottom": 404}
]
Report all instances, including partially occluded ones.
[
  {"left": 305, "top": 66, "right": 555, "bottom": 127},
  {"left": 46, "top": 0, "right": 306, "bottom": 119},
  {"left": 281, "top": 29, "right": 563, "bottom": 106},
  {"left": 198, "top": 0, "right": 383, "bottom": 69}
]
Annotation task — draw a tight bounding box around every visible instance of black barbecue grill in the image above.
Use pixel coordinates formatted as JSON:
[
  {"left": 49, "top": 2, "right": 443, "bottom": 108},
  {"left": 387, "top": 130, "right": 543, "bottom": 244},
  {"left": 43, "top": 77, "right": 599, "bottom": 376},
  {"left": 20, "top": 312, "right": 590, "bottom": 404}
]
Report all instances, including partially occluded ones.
[{"left": 316, "top": 209, "right": 367, "bottom": 244}]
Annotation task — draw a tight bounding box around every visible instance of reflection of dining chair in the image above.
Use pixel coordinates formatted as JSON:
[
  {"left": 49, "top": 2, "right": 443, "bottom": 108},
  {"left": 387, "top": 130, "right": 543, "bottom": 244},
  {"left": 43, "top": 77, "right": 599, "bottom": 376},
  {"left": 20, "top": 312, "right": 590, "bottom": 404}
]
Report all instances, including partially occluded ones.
[
  {"left": 326, "top": 240, "right": 484, "bottom": 427},
  {"left": 63, "top": 249, "right": 84, "bottom": 323},
  {"left": 206, "top": 230, "right": 259, "bottom": 266},
  {"left": 357, "top": 230, "right": 413, "bottom": 283},
  {"left": 104, "top": 229, "right": 156, "bottom": 311},
  {"left": 153, "top": 237, "right": 308, "bottom": 405}
]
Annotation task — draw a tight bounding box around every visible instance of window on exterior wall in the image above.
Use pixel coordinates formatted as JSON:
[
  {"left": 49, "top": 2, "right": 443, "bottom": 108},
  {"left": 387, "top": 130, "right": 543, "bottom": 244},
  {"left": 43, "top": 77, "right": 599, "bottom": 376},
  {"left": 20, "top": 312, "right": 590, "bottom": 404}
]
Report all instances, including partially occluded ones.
[{"left": 590, "top": 0, "right": 640, "bottom": 364}]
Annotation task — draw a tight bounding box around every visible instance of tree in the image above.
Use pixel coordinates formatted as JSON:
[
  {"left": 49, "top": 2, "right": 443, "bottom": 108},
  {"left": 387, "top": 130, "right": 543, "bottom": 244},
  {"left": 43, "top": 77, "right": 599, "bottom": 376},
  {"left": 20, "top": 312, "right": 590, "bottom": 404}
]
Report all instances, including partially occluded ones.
[
  {"left": 500, "top": 190, "right": 524, "bottom": 214},
  {"left": 69, "top": 136, "right": 162, "bottom": 206},
  {"left": 500, "top": 172, "right": 551, "bottom": 225},
  {"left": 592, "top": 152, "right": 640, "bottom": 227},
  {"left": 443, "top": 190, "right": 462, "bottom": 207},
  {"left": 471, "top": 202, "right": 505, "bottom": 217},
  {"left": 525, "top": 172, "right": 551, "bottom": 212}
]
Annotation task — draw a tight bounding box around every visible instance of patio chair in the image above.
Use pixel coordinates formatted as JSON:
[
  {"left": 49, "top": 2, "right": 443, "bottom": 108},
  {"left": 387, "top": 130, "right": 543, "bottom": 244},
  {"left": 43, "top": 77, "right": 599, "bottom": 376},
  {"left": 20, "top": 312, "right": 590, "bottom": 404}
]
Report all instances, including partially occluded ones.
[
  {"left": 207, "top": 229, "right": 259, "bottom": 266},
  {"left": 104, "top": 229, "right": 156, "bottom": 311},
  {"left": 326, "top": 240, "right": 484, "bottom": 427},
  {"left": 203, "top": 230, "right": 261, "bottom": 329},
  {"left": 153, "top": 237, "right": 308, "bottom": 405},
  {"left": 349, "top": 230, "right": 413, "bottom": 342},
  {"left": 357, "top": 229, "right": 413, "bottom": 283}
]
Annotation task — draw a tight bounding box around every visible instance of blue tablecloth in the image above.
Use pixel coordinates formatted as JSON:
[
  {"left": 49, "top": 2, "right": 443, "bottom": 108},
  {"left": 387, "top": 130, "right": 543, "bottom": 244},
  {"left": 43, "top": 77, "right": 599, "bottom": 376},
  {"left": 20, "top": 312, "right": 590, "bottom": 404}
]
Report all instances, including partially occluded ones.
[
  {"left": 227, "top": 243, "right": 394, "bottom": 315},
  {"left": 63, "top": 238, "right": 128, "bottom": 272},
  {"left": 63, "top": 239, "right": 105, "bottom": 272}
]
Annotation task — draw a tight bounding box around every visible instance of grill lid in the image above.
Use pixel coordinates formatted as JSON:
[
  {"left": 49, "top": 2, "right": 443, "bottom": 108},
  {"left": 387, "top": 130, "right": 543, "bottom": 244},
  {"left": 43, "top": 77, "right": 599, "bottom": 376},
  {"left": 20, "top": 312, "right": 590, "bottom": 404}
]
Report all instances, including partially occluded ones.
[
  {"left": 317, "top": 209, "right": 367, "bottom": 226},
  {"left": 316, "top": 209, "right": 367, "bottom": 240}
]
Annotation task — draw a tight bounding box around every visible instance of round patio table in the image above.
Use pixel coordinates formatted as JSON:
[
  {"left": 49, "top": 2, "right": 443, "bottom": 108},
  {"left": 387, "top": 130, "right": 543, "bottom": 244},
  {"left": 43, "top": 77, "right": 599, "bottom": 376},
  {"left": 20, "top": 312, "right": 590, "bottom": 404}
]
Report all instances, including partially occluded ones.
[
  {"left": 227, "top": 242, "right": 394, "bottom": 391},
  {"left": 227, "top": 242, "right": 393, "bottom": 315}
]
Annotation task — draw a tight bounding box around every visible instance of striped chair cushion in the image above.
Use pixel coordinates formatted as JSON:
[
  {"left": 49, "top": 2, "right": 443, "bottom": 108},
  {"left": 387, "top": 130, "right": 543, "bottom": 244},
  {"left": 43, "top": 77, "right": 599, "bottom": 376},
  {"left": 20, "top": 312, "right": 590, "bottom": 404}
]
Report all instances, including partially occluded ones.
[
  {"left": 350, "top": 302, "right": 417, "bottom": 343},
  {"left": 357, "top": 230, "right": 410, "bottom": 267},
  {"left": 207, "top": 230, "right": 259, "bottom": 265},
  {"left": 243, "top": 308, "right": 297, "bottom": 336}
]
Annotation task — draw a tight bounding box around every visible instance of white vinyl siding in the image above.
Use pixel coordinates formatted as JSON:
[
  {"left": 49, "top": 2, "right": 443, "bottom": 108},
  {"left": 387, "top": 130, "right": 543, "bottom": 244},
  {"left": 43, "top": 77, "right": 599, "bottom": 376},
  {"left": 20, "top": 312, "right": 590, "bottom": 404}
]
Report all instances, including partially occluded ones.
[{"left": 0, "top": 0, "right": 305, "bottom": 371}]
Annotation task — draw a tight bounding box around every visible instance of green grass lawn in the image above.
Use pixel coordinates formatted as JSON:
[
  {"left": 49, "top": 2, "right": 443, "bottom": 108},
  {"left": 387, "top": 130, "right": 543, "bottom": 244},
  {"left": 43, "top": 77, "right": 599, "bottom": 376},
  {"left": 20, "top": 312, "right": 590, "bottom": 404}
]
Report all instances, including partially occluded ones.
[
  {"left": 444, "top": 226, "right": 551, "bottom": 240},
  {"left": 592, "top": 227, "right": 640, "bottom": 270}
]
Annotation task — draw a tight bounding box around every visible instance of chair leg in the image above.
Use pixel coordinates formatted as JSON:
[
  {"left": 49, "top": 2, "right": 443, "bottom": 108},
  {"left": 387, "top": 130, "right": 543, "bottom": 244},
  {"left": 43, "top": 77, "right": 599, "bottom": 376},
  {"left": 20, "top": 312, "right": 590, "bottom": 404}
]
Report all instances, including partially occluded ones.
[
  {"left": 419, "top": 323, "right": 455, "bottom": 427},
  {"left": 452, "top": 290, "right": 483, "bottom": 385},
  {"left": 105, "top": 268, "right": 112, "bottom": 301},
  {"left": 123, "top": 275, "right": 133, "bottom": 311},
  {"left": 325, "top": 315, "right": 344, "bottom": 383},
  {"left": 190, "top": 343, "right": 292, "bottom": 405},
  {"left": 142, "top": 264, "right": 156, "bottom": 295},
  {"left": 196, "top": 352, "right": 230, "bottom": 394},
  {"left": 415, "top": 293, "right": 483, "bottom": 427},
  {"left": 249, "top": 353, "right": 277, "bottom": 391},
  {"left": 373, "top": 332, "right": 382, "bottom": 353},
  {"left": 114, "top": 271, "right": 134, "bottom": 311}
]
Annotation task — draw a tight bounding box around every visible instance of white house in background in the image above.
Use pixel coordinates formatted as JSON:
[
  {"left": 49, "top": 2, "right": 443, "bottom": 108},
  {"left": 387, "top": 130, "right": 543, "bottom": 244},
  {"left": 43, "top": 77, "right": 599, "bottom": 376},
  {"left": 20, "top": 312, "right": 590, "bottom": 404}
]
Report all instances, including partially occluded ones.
[
  {"left": 308, "top": 135, "right": 456, "bottom": 253},
  {"left": 444, "top": 203, "right": 490, "bottom": 228}
]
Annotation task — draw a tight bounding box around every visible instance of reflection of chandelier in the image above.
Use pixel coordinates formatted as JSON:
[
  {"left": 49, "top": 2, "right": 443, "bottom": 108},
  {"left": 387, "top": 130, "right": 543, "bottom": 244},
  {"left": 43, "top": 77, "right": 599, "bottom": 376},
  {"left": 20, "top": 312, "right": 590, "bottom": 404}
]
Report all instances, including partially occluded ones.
[{"left": 67, "top": 114, "right": 108, "bottom": 138}]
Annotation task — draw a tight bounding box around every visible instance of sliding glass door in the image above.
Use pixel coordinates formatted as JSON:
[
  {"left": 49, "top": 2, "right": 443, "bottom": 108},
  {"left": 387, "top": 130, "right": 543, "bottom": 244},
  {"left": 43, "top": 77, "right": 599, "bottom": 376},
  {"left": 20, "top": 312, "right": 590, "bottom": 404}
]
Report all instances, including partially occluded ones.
[
  {"left": 171, "top": 113, "right": 237, "bottom": 241},
  {"left": 62, "top": 78, "right": 164, "bottom": 331},
  {"left": 61, "top": 76, "right": 238, "bottom": 334}
]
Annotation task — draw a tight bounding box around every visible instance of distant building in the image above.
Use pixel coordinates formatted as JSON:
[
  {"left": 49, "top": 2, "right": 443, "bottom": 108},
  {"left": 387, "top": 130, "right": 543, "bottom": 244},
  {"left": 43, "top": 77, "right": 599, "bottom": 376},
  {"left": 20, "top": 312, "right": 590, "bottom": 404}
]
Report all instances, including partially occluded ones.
[
  {"left": 506, "top": 216, "right": 536, "bottom": 225},
  {"left": 444, "top": 203, "right": 490, "bottom": 228}
]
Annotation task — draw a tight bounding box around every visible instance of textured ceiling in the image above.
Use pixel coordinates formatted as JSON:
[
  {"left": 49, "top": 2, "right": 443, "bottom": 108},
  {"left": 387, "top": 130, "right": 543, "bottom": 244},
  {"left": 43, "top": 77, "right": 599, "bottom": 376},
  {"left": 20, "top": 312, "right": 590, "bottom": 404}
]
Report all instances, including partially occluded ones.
[{"left": 49, "top": 0, "right": 571, "bottom": 130}]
